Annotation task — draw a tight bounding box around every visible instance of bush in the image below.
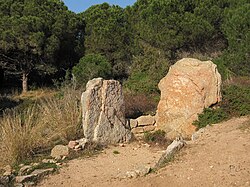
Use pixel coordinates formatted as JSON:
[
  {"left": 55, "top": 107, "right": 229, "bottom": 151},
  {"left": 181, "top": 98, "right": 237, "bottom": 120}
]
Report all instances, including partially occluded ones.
[
  {"left": 193, "top": 108, "right": 228, "bottom": 129},
  {"left": 144, "top": 130, "right": 171, "bottom": 147},
  {"left": 222, "top": 85, "right": 250, "bottom": 116},
  {"left": 124, "top": 42, "right": 170, "bottom": 94},
  {"left": 124, "top": 92, "right": 158, "bottom": 118},
  {"left": 193, "top": 84, "right": 250, "bottom": 129},
  {"left": 72, "top": 54, "right": 111, "bottom": 88}
]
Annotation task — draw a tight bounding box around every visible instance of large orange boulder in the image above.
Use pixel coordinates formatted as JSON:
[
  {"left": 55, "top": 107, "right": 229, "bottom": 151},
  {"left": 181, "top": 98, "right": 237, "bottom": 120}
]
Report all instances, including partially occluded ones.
[{"left": 156, "top": 58, "right": 222, "bottom": 139}]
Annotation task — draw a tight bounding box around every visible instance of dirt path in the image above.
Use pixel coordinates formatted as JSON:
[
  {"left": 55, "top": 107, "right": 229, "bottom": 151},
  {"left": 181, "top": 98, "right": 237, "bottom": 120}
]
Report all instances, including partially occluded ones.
[{"left": 39, "top": 117, "right": 250, "bottom": 187}]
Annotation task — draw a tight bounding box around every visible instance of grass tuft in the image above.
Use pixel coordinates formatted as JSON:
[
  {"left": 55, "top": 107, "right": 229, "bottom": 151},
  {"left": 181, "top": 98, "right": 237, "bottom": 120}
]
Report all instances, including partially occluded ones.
[{"left": 0, "top": 88, "right": 82, "bottom": 167}]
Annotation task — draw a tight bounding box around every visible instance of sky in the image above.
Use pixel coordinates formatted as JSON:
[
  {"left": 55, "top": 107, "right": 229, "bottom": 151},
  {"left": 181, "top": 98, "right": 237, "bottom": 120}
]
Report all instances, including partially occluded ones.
[{"left": 62, "top": 0, "right": 137, "bottom": 13}]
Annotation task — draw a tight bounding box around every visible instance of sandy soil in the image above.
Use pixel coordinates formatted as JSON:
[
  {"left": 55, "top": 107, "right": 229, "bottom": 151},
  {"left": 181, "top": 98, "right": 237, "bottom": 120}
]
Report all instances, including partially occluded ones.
[{"left": 39, "top": 116, "right": 250, "bottom": 187}]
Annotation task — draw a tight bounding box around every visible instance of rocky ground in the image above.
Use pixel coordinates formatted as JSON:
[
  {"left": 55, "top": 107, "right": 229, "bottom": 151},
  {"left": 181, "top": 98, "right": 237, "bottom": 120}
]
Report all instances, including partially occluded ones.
[{"left": 38, "top": 116, "right": 250, "bottom": 187}]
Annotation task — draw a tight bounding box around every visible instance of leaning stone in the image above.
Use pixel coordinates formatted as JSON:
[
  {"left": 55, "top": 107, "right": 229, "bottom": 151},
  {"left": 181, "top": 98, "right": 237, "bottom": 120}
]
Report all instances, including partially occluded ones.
[
  {"left": 155, "top": 137, "right": 186, "bottom": 168},
  {"left": 137, "top": 115, "right": 156, "bottom": 126},
  {"left": 51, "top": 145, "right": 69, "bottom": 160}
]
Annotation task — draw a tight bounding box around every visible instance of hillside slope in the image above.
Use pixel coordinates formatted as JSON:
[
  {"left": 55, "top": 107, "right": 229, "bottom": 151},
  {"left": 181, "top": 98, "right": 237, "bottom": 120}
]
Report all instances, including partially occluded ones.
[{"left": 39, "top": 117, "right": 250, "bottom": 187}]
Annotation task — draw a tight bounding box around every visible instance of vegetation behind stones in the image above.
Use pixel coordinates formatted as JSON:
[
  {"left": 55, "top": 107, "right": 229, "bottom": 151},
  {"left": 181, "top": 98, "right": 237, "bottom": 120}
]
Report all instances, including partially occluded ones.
[{"left": 194, "top": 84, "right": 250, "bottom": 129}]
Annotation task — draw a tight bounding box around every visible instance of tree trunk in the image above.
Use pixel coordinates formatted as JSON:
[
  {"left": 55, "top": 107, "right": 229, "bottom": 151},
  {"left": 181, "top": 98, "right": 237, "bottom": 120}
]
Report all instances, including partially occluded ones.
[{"left": 22, "top": 72, "right": 28, "bottom": 93}]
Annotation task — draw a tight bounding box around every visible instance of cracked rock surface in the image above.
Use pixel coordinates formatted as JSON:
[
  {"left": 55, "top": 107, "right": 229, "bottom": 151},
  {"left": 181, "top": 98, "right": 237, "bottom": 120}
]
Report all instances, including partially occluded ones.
[
  {"left": 156, "top": 58, "right": 222, "bottom": 139},
  {"left": 81, "top": 78, "right": 131, "bottom": 143}
]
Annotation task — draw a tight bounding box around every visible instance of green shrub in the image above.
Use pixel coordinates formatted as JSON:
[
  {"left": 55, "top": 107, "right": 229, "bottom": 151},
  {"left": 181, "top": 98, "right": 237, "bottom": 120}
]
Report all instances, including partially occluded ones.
[
  {"left": 144, "top": 130, "right": 165, "bottom": 142},
  {"left": 72, "top": 54, "right": 111, "bottom": 87},
  {"left": 113, "top": 150, "right": 120, "bottom": 154},
  {"left": 124, "top": 42, "right": 170, "bottom": 94},
  {"left": 193, "top": 84, "right": 250, "bottom": 129},
  {"left": 222, "top": 85, "right": 250, "bottom": 116},
  {"left": 193, "top": 108, "right": 228, "bottom": 129},
  {"left": 144, "top": 130, "right": 171, "bottom": 147}
]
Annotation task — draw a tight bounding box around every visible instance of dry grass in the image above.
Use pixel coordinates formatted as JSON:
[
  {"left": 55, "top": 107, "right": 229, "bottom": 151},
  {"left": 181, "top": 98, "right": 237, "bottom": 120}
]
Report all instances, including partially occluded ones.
[
  {"left": 0, "top": 87, "right": 82, "bottom": 167},
  {"left": 15, "top": 88, "right": 57, "bottom": 100},
  {"left": 0, "top": 106, "right": 47, "bottom": 166},
  {"left": 39, "top": 88, "right": 83, "bottom": 144}
]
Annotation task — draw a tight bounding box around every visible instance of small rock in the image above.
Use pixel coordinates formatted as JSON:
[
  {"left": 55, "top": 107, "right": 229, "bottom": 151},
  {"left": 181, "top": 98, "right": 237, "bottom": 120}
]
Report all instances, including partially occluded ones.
[
  {"left": 3, "top": 171, "right": 12, "bottom": 176},
  {"left": 19, "top": 164, "right": 25, "bottom": 168},
  {"left": 0, "top": 175, "right": 13, "bottom": 186},
  {"left": 119, "top": 143, "right": 125, "bottom": 147},
  {"left": 134, "top": 165, "right": 151, "bottom": 176},
  {"left": 3, "top": 165, "right": 12, "bottom": 174},
  {"left": 129, "top": 119, "right": 138, "bottom": 129},
  {"left": 56, "top": 163, "right": 63, "bottom": 166},
  {"left": 131, "top": 127, "right": 144, "bottom": 134},
  {"left": 14, "top": 183, "right": 24, "bottom": 187},
  {"left": 31, "top": 168, "right": 55, "bottom": 177},
  {"left": 68, "top": 141, "right": 77, "bottom": 149},
  {"left": 137, "top": 115, "right": 156, "bottom": 126},
  {"left": 16, "top": 168, "right": 55, "bottom": 184},
  {"left": 51, "top": 145, "right": 69, "bottom": 159},
  {"left": 121, "top": 166, "right": 151, "bottom": 179},
  {"left": 31, "top": 163, "right": 39, "bottom": 167},
  {"left": 74, "top": 145, "right": 82, "bottom": 150},
  {"left": 42, "top": 159, "right": 56, "bottom": 164},
  {"left": 23, "top": 182, "right": 35, "bottom": 186},
  {"left": 76, "top": 138, "right": 89, "bottom": 150},
  {"left": 18, "top": 165, "right": 32, "bottom": 176},
  {"left": 143, "top": 125, "right": 156, "bottom": 132},
  {"left": 126, "top": 171, "right": 139, "bottom": 178},
  {"left": 192, "top": 128, "right": 205, "bottom": 141},
  {"left": 15, "top": 175, "right": 36, "bottom": 184},
  {"left": 143, "top": 143, "right": 151, "bottom": 148}
]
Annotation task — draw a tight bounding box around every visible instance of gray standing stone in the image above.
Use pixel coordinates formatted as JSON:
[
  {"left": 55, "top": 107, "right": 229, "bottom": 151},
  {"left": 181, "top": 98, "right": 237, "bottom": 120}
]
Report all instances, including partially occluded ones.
[{"left": 81, "top": 78, "right": 131, "bottom": 143}]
